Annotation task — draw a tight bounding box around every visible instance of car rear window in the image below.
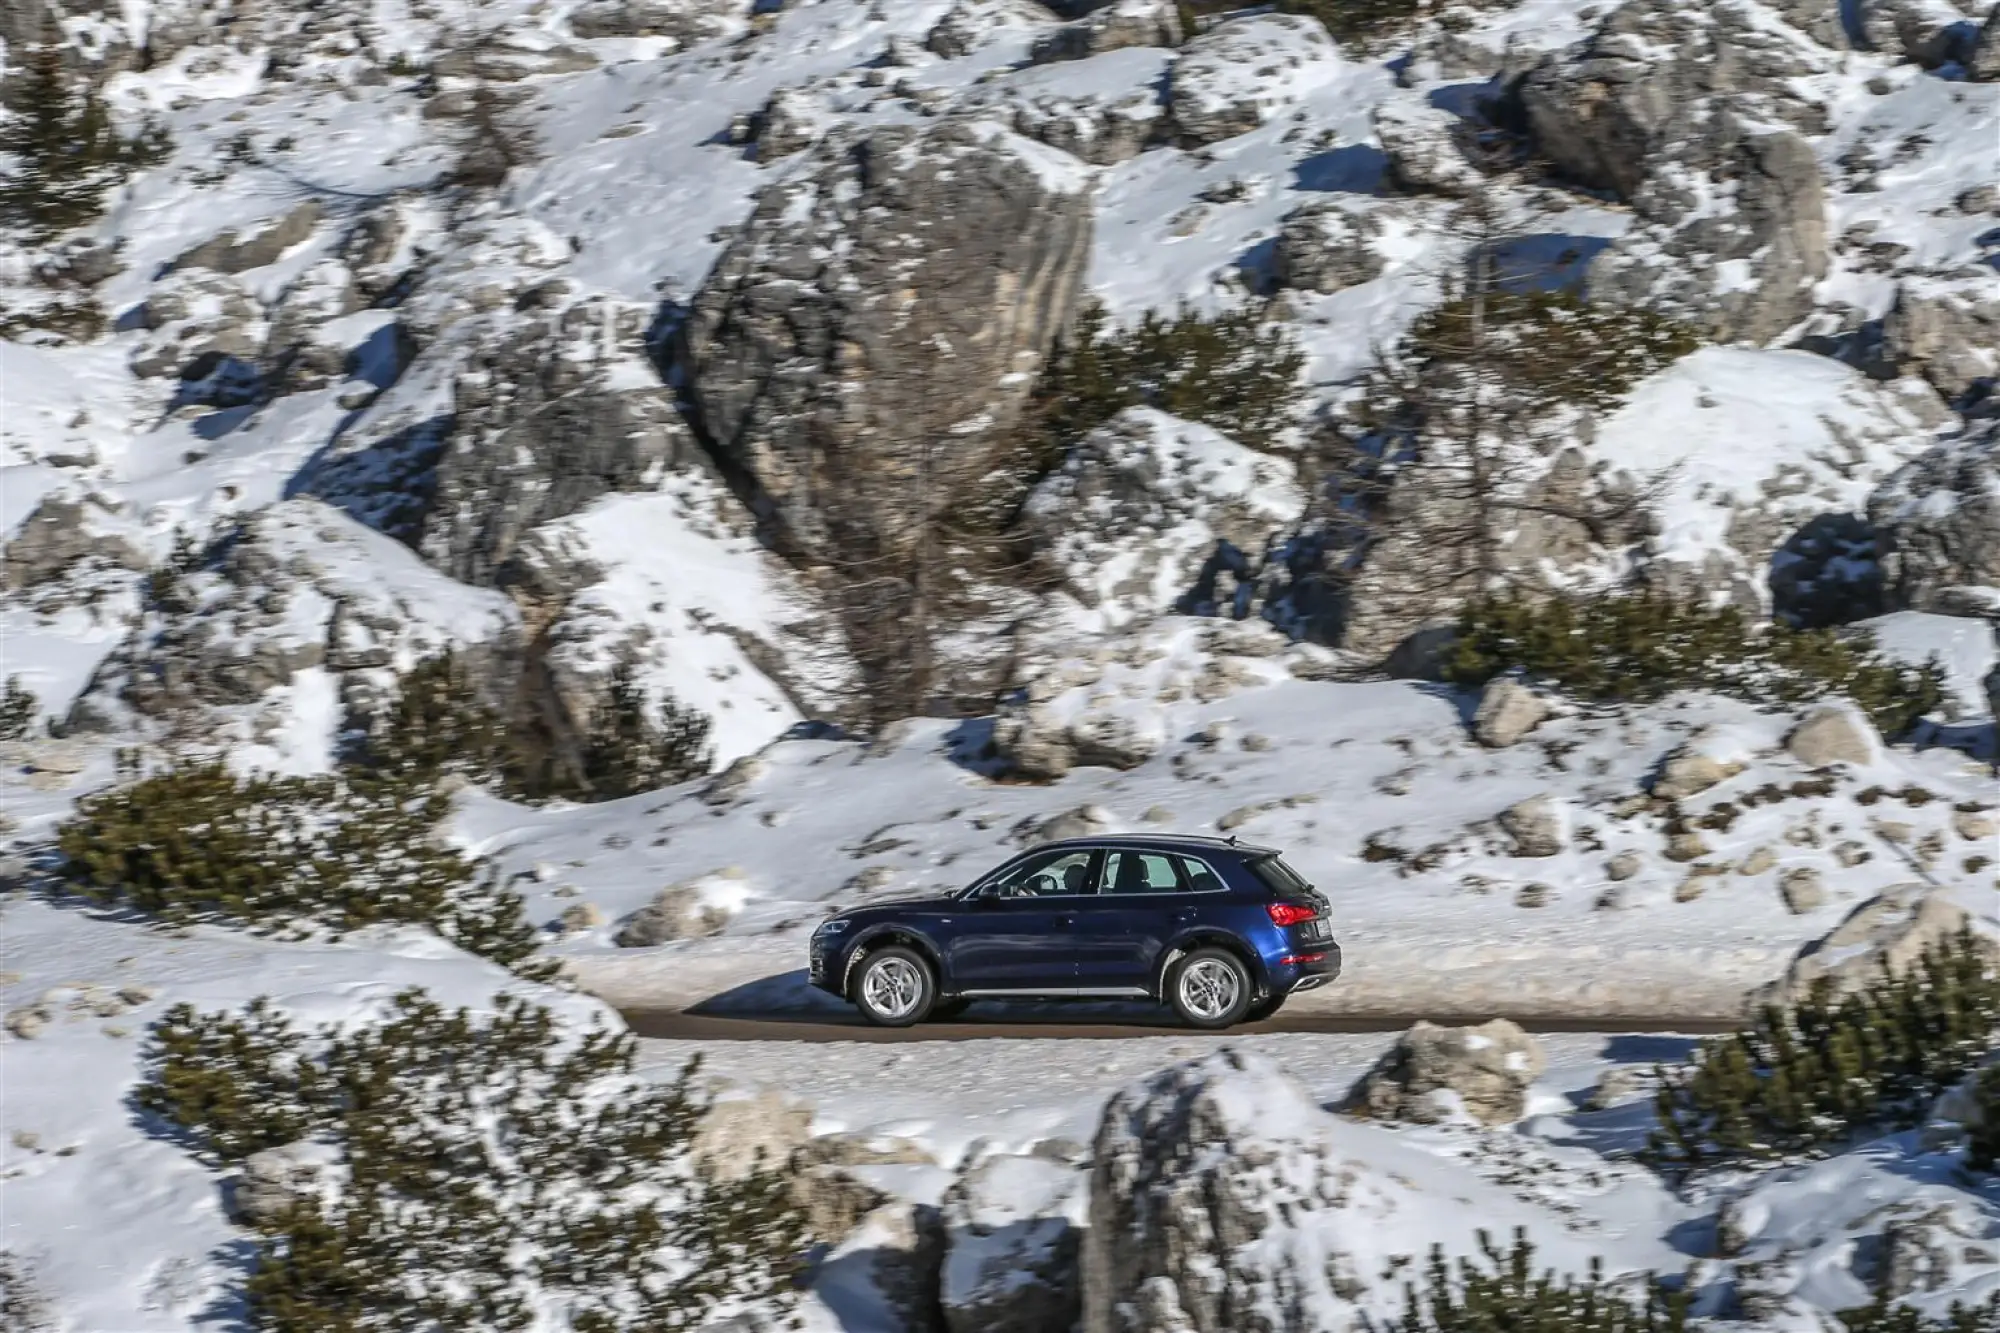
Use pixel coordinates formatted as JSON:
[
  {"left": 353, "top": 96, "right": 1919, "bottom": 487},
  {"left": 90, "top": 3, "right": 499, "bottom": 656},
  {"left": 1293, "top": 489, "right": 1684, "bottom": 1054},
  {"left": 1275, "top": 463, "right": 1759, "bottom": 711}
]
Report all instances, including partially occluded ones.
[{"left": 1249, "top": 855, "right": 1313, "bottom": 896}]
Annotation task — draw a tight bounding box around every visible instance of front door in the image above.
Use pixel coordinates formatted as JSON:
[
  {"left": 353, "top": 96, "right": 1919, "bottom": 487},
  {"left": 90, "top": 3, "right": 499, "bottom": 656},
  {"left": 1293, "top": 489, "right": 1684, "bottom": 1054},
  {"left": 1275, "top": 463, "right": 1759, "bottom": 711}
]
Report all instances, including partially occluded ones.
[{"left": 943, "top": 848, "right": 1097, "bottom": 995}]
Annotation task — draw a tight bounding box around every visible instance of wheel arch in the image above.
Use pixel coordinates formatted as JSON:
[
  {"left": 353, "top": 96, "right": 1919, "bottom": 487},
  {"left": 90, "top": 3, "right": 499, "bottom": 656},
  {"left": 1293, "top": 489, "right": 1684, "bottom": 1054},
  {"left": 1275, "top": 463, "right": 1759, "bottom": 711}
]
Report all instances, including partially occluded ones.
[
  {"left": 842, "top": 925, "right": 947, "bottom": 995},
  {"left": 1152, "top": 929, "right": 1270, "bottom": 1001}
]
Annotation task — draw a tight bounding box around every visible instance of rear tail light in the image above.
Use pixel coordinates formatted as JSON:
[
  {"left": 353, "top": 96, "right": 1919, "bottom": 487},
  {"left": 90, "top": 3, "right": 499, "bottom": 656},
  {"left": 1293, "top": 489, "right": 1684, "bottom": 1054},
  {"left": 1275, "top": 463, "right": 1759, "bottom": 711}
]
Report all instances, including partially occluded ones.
[
  {"left": 1280, "top": 953, "right": 1326, "bottom": 966},
  {"left": 1267, "top": 903, "right": 1317, "bottom": 928}
]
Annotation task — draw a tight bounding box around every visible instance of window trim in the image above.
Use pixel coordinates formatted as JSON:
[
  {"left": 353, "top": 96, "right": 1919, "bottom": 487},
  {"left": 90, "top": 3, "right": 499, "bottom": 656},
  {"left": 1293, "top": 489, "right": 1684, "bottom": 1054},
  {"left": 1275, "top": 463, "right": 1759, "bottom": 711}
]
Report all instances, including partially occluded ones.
[{"left": 961, "top": 847, "right": 1104, "bottom": 900}]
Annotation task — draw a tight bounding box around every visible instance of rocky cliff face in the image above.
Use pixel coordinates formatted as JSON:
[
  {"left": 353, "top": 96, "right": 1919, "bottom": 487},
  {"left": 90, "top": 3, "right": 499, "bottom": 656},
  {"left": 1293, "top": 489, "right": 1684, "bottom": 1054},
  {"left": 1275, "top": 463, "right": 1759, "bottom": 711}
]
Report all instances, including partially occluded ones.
[{"left": 680, "top": 118, "right": 1095, "bottom": 562}]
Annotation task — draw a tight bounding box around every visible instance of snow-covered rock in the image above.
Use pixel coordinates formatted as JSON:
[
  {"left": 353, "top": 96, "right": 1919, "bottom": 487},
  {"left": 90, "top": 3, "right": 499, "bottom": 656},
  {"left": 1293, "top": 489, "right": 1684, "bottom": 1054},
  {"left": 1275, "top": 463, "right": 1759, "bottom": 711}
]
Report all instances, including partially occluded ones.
[
  {"left": 941, "top": 1152, "right": 1086, "bottom": 1333},
  {"left": 1785, "top": 704, "right": 1882, "bottom": 770},
  {"left": 1763, "top": 885, "right": 1993, "bottom": 1004},
  {"left": 1869, "top": 424, "right": 2000, "bottom": 615},
  {"left": 1345, "top": 1019, "right": 1548, "bottom": 1126},
  {"left": 1271, "top": 200, "right": 1388, "bottom": 294},
  {"left": 1498, "top": 793, "right": 1565, "bottom": 858},
  {"left": 1081, "top": 1049, "right": 1598, "bottom": 1333},
  {"left": 1471, "top": 678, "right": 1549, "bottom": 748},
  {"left": 1029, "top": 0, "right": 1181, "bottom": 63},
  {"left": 1375, "top": 97, "right": 1482, "bottom": 197},
  {"left": 961, "top": 47, "right": 1172, "bottom": 165},
  {"left": 1166, "top": 15, "right": 1341, "bottom": 147},
  {"left": 1024, "top": 408, "right": 1304, "bottom": 630}
]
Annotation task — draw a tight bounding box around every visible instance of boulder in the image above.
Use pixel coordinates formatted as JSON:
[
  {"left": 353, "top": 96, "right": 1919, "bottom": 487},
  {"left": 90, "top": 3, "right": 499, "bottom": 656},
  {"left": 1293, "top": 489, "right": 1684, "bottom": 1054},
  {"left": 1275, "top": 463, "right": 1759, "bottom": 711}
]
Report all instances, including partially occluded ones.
[
  {"left": 1346, "top": 1019, "right": 1548, "bottom": 1125},
  {"left": 1954, "top": 809, "right": 1997, "bottom": 841},
  {"left": 1375, "top": 98, "right": 1482, "bottom": 197},
  {"left": 568, "top": 0, "right": 735, "bottom": 41},
  {"left": 1761, "top": 887, "right": 1997, "bottom": 1005},
  {"left": 1471, "top": 678, "right": 1548, "bottom": 748},
  {"left": 1272, "top": 201, "right": 1388, "bottom": 294},
  {"left": 995, "top": 703, "right": 1163, "bottom": 781},
  {"left": 691, "top": 1088, "right": 815, "bottom": 1182},
  {"left": 1882, "top": 275, "right": 2000, "bottom": 399},
  {"left": 1652, "top": 743, "right": 1740, "bottom": 800},
  {"left": 1167, "top": 15, "right": 1339, "bottom": 146},
  {"left": 702, "top": 755, "right": 767, "bottom": 806},
  {"left": 1082, "top": 1049, "right": 1585, "bottom": 1333},
  {"left": 1778, "top": 866, "right": 1826, "bottom": 915},
  {"left": 680, "top": 120, "right": 1093, "bottom": 565},
  {"left": 1785, "top": 704, "right": 1882, "bottom": 769},
  {"left": 1029, "top": 803, "right": 1117, "bottom": 845},
  {"left": 1974, "top": 2, "right": 2000, "bottom": 77},
  {"left": 615, "top": 880, "right": 735, "bottom": 946},
  {"left": 750, "top": 86, "right": 834, "bottom": 160},
  {"left": 940, "top": 1153, "right": 1085, "bottom": 1333},
  {"left": 431, "top": 29, "right": 597, "bottom": 80},
  {"left": 1868, "top": 424, "right": 2000, "bottom": 614},
  {"left": 0, "top": 495, "right": 148, "bottom": 591},
  {"left": 1860, "top": 0, "right": 1979, "bottom": 67},
  {"left": 1023, "top": 408, "right": 1304, "bottom": 627},
  {"left": 172, "top": 202, "right": 324, "bottom": 275},
  {"left": 926, "top": 0, "right": 1054, "bottom": 58},
  {"left": 230, "top": 1141, "right": 339, "bottom": 1225},
  {"left": 1605, "top": 851, "right": 1642, "bottom": 882},
  {"left": 1029, "top": 0, "right": 1181, "bottom": 63},
  {"left": 1498, "top": 794, "right": 1564, "bottom": 858},
  {"left": 960, "top": 48, "right": 1172, "bottom": 165}
]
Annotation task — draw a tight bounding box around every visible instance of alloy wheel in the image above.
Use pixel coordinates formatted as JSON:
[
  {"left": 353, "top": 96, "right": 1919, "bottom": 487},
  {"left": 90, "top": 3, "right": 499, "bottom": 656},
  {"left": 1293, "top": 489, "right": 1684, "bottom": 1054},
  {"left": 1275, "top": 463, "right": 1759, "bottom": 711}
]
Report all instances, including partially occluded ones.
[
  {"left": 1178, "top": 957, "right": 1242, "bottom": 1021},
  {"left": 862, "top": 955, "right": 925, "bottom": 1019}
]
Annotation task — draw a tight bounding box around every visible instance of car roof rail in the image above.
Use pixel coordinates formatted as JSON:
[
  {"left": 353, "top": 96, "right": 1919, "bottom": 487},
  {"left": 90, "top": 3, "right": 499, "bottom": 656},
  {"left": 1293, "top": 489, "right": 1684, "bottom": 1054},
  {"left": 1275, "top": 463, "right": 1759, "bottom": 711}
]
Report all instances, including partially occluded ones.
[{"left": 1042, "top": 832, "right": 1282, "bottom": 856}]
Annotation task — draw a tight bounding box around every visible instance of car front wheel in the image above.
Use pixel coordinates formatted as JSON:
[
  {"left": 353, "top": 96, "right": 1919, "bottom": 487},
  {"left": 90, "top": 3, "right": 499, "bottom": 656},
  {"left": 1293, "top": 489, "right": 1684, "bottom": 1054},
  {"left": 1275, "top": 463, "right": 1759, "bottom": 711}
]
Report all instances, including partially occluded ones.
[
  {"left": 1168, "top": 947, "right": 1253, "bottom": 1030},
  {"left": 852, "top": 945, "right": 935, "bottom": 1028}
]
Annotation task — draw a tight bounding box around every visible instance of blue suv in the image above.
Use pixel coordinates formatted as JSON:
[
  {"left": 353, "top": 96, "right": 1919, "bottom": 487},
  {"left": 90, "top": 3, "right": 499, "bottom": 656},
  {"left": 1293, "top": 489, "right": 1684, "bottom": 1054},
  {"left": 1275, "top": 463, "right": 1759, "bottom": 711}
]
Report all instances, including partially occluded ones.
[{"left": 808, "top": 835, "right": 1340, "bottom": 1029}]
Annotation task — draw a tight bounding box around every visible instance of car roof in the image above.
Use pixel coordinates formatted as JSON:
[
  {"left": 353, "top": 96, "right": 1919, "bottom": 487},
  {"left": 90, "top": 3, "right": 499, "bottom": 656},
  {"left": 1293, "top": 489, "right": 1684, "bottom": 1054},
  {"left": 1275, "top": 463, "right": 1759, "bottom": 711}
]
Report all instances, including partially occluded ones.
[{"left": 1036, "top": 833, "right": 1283, "bottom": 858}]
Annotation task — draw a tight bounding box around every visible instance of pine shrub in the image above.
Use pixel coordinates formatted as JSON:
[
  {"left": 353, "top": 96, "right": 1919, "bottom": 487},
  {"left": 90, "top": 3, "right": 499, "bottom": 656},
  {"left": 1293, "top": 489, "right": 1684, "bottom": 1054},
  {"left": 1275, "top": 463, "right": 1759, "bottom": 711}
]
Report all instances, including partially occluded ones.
[
  {"left": 364, "top": 652, "right": 712, "bottom": 803},
  {"left": 1837, "top": 1290, "right": 2000, "bottom": 1332},
  {"left": 1029, "top": 301, "right": 1306, "bottom": 466},
  {"left": 55, "top": 763, "right": 545, "bottom": 972},
  {"left": 0, "top": 23, "right": 172, "bottom": 239},
  {"left": 0, "top": 677, "right": 37, "bottom": 741},
  {"left": 1401, "top": 289, "right": 1699, "bottom": 414},
  {"left": 138, "top": 990, "right": 812, "bottom": 1332},
  {"left": 1966, "top": 1063, "right": 2000, "bottom": 1172},
  {"left": 1644, "top": 928, "right": 2000, "bottom": 1174},
  {"left": 1445, "top": 592, "right": 1946, "bottom": 737},
  {"left": 1394, "top": 1229, "right": 1690, "bottom": 1332}
]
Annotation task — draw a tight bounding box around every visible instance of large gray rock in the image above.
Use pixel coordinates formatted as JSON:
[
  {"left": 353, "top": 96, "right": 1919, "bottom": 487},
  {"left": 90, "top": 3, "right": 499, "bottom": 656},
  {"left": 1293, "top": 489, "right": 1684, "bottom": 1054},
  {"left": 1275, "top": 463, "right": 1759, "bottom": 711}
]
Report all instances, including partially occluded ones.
[
  {"left": 1, "top": 496, "right": 147, "bottom": 590},
  {"left": 940, "top": 1153, "right": 1085, "bottom": 1333},
  {"left": 680, "top": 120, "right": 1093, "bottom": 562},
  {"left": 1345, "top": 1019, "right": 1549, "bottom": 1125},
  {"left": 1974, "top": 2, "right": 2000, "bottom": 77},
  {"left": 1272, "top": 201, "right": 1388, "bottom": 294},
  {"left": 1471, "top": 678, "right": 1548, "bottom": 748},
  {"left": 1785, "top": 703, "right": 1882, "bottom": 768},
  {"left": 424, "top": 299, "right": 696, "bottom": 585},
  {"left": 230, "top": 1141, "right": 339, "bottom": 1226},
  {"left": 1023, "top": 408, "right": 1304, "bottom": 625},
  {"left": 1522, "top": 0, "right": 1837, "bottom": 342},
  {"left": 1167, "top": 14, "right": 1338, "bottom": 146},
  {"left": 1881, "top": 275, "right": 2000, "bottom": 397},
  {"left": 172, "top": 202, "right": 324, "bottom": 275},
  {"left": 1861, "top": 0, "right": 1978, "bottom": 66},
  {"left": 960, "top": 47, "right": 1172, "bottom": 165},
  {"left": 1498, "top": 794, "right": 1565, "bottom": 858},
  {"left": 1760, "top": 887, "right": 1998, "bottom": 1005},
  {"left": 1029, "top": 0, "right": 1181, "bottom": 62},
  {"left": 1868, "top": 424, "right": 2000, "bottom": 612},
  {"left": 1375, "top": 98, "right": 1482, "bottom": 197}
]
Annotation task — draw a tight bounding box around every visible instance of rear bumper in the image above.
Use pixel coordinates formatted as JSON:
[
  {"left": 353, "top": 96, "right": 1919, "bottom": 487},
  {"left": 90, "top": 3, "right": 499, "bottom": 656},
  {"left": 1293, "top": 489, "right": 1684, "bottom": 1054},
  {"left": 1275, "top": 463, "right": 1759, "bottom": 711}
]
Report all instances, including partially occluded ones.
[{"left": 1270, "top": 941, "right": 1342, "bottom": 994}]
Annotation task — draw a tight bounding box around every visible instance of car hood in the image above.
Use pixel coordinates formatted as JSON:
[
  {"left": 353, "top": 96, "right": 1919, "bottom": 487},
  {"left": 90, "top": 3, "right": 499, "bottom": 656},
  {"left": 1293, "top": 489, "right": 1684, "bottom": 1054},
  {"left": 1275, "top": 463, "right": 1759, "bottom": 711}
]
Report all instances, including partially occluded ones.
[{"left": 833, "top": 894, "right": 961, "bottom": 920}]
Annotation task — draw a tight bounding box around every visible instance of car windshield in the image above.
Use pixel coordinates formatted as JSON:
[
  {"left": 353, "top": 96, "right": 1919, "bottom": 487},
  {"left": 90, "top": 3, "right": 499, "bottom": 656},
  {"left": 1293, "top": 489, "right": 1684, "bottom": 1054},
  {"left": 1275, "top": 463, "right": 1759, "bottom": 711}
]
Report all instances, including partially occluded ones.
[{"left": 1249, "top": 854, "right": 1313, "bottom": 896}]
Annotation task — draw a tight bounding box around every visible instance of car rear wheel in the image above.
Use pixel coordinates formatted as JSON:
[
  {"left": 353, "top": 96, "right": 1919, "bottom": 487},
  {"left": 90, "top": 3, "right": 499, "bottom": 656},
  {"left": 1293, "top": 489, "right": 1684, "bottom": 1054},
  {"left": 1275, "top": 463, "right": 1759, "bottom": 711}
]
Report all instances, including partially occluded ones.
[
  {"left": 852, "top": 946, "right": 935, "bottom": 1028},
  {"left": 1168, "top": 948, "right": 1252, "bottom": 1030}
]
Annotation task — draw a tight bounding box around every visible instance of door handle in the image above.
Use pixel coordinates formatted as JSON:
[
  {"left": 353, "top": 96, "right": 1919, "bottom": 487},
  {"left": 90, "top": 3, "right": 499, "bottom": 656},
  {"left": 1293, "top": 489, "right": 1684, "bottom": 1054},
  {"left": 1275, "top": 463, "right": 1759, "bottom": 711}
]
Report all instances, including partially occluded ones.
[
  {"left": 1173, "top": 909, "right": 1196, "bottom": 923},
  {"left": 1056, "top": 914, "right": 1076, "bottom": 927}
]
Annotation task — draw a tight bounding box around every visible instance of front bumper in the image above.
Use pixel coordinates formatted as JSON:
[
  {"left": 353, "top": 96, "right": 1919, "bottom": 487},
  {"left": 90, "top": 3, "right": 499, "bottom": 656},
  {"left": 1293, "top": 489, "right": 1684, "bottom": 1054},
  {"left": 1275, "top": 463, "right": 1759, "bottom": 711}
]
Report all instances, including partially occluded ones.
[{"left": 808, "top": 937, "right": 846, "bottom": 995}]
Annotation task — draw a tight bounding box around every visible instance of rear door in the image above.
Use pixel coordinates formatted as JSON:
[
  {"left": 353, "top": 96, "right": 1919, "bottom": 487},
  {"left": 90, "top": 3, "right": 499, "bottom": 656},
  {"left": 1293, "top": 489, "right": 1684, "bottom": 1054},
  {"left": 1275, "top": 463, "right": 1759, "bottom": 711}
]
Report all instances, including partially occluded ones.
[
  {"left": 944, "top": 848, "right": 1097, "bottom": 995},
  {"left": 1072, "top": 850, "right": 1190, "bottom": 994}
]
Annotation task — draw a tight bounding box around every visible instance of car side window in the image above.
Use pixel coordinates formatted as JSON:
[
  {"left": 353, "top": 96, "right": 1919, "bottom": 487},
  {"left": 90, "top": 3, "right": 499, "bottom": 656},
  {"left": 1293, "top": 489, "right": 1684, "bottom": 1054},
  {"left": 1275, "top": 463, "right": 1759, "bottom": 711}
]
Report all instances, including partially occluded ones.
[
  {"left": 1173, "top": 855, "right": 1226, "bottom": 894},
  {"left": 1101, "top": 852, "right": 1182, "bottom": 895},
  {"left": 988, "top": 849, "right": 1097, "bottom": 898}
]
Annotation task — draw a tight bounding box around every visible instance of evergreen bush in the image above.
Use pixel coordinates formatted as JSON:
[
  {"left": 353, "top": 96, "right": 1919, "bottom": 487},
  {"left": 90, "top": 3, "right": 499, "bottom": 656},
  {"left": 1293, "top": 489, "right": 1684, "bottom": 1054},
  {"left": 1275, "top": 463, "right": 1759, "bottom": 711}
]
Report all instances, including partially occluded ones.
[
  {"left": 1445, "top": 592, "right": 1946, "bottom": 736},
  {"left": 1644, "top": 928, "right": 2000, "bottom": 1174},
  {"left": 0, "top": 23, "right": 172, "bottom": 239},
  {"left": 1394, "top": 1229, "right": 1690, "bottom": 1332},
  {"left": 1966, "top": 1063, "right": 2000, "bottom": 1172},
  {"left": 55, "top": 763, "right": 545, "bottom": 972},
  {"left": 1029, "top": 301, "right": 1306, "bottom": 467},
  {"left": 138, "top": 990, "right": 811, "bottom": 1332},
  {"left": 0, "top": 677, "right": 37, "bottom": 741},
  {"left": 1837, "top": 1290, "right": 2000, "bottom": 1332},
  {"left": 363, "top": 652, "right": 713, "bottom": 803}
]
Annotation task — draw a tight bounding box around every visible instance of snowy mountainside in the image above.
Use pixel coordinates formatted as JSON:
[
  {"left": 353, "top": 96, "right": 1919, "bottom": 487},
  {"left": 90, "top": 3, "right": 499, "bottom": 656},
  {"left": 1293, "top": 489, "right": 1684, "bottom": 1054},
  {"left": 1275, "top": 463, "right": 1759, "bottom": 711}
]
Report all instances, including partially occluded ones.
[{"left": 3, "top": 0, "right": 2000, "bottom": 1329}]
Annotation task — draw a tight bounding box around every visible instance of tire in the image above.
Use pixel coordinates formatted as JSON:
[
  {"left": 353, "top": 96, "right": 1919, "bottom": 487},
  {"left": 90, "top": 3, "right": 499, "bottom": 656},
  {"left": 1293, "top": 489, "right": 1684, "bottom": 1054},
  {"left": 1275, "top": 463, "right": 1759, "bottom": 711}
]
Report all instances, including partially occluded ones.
[
  {"left": 927, "top": 998, "right": 972, "bottom": 1022},
  {"left": 1168, "top": 947, "right": 1253, "bottom": 1030},
  {"left": 851, "top": 945, "right": 936, "bottom": 1028},
  {"left": 1243, "top": 993, "right": 1286, "bottom": 1024}
]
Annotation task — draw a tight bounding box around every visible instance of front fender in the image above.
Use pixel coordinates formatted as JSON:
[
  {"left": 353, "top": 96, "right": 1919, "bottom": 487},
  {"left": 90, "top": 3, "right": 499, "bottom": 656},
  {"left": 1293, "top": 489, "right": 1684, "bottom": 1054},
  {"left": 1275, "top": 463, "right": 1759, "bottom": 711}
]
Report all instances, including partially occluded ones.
[{"left": 841, "top": 924, "right": 949, "bottom": 993}]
